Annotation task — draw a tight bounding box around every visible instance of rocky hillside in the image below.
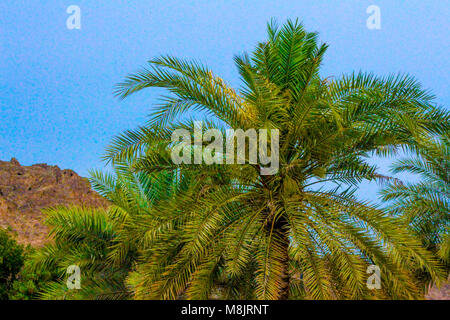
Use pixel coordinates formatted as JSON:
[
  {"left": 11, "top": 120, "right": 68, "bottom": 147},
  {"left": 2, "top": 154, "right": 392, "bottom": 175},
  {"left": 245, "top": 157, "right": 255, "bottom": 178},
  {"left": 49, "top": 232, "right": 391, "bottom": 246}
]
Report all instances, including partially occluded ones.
[{"left": 0, "top": 158, "right": 108, "bottom": 246}]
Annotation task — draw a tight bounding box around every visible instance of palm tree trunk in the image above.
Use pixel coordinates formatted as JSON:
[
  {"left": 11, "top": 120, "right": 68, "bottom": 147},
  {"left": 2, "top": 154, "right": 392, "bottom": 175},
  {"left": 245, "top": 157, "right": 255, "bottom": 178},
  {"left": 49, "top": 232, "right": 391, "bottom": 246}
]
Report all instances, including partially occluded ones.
[
  {"left": 266, "top": 199, "right": 291, "bottom": 300},
  {"left": 278, "top": 225, "right": 290, "bottom": 300}
]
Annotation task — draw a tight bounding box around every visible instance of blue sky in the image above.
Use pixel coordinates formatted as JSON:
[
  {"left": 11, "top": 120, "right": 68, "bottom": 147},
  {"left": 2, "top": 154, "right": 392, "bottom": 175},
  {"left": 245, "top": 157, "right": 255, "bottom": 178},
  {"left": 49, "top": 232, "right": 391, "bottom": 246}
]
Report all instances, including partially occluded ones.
[{"left": 0, "top": 1, "right": 448, "bottom": 202}]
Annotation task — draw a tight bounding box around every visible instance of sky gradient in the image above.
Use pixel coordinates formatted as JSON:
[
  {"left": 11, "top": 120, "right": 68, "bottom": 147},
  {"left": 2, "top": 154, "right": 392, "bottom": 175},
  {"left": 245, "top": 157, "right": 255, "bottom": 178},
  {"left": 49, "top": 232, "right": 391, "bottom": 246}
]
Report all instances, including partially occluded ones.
[{"left": 0, "top": 1, "right": 448, "bottom": 202}]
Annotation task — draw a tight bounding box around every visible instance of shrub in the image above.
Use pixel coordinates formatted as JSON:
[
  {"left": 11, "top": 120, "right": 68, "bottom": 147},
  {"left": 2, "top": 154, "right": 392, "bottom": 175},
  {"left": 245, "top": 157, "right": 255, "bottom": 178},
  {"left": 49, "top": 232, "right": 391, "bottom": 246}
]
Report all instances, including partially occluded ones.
[
  {"left": 0, "top": 228, "right": 25, "bottom": 299},
  {"left": 8, "top": 246, "right": 58, "bottom": 300}
]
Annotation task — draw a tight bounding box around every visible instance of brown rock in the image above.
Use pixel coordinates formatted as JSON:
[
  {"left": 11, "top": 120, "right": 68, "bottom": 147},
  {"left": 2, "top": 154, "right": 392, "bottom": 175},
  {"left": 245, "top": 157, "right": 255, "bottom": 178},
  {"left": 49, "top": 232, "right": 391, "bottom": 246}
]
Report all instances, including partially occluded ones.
[
  {"left": 426, "top": 277, "right": 450, "bottom": 300},
  {"left": 0, "top": 159, "right": 109, "bottom": 247}
]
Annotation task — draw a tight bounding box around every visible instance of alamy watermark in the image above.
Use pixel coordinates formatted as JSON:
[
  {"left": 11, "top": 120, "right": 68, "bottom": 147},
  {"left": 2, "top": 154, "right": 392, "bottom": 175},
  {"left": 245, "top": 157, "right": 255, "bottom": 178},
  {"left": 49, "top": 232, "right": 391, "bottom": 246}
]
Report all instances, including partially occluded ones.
[
  {"left": 366, "top": 265, "right": 381, "bottom": 290},
  {"left": 64, "top": 5, "right": 379, "bottom": 31},
  {"left": 366, "top": 5, "right": 381, "bottom": 30},
  {"left": 66, "top": 265, "right": 81, "bottom": 289},
  {"left": 66, "top": 5, "right": 81, "bottom": 30},
  {"left": 171, "top": 122, "right": 279, "bottom": 175}
]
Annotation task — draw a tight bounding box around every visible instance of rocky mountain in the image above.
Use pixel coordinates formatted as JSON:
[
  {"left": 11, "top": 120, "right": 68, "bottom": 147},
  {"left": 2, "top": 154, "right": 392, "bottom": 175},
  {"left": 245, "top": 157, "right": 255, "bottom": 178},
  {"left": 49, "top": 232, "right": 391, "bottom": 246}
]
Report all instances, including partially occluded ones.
[{"left": 0, "top": 158, "right": 108, "bottom": 246}]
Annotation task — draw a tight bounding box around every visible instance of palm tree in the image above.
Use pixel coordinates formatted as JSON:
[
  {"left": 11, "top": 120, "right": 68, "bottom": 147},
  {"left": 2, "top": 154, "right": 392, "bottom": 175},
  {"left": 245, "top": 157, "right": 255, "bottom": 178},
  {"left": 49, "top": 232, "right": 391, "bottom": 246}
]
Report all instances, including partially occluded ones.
[
  {"left": 30, "top": 206, "right": 130, "bottom": 299},
  {"left": 108, "top": 19, "right": 448, "bottom": 299},
  {"left": 381, "top": 134, "right": 449, "bottom": 265},
  {"left": 28, "top": 163, "right": 186, "bottom": 299}
]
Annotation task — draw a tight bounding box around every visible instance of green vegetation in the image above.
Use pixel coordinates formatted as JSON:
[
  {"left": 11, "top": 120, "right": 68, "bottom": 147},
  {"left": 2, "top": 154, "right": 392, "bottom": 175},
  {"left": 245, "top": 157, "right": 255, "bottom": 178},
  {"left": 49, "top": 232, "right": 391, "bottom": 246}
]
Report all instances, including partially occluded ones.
[
  {"left": 26, "top": 164, "right": 190, "bottom": 299},
  {"left": 10, "top": 19, "right": 449, "bottom": 300},
  {"left": 0, "top": 228, "right": 25, "bottom": 299},
  {"left": 381, "top": 134, "right": 449, "bottom": 278},
  {"left": 9, "top": 247, "right": 57, "bottom": 300},
  {"left": 0, "top": 230, "right": 55, "bottom": 300}
]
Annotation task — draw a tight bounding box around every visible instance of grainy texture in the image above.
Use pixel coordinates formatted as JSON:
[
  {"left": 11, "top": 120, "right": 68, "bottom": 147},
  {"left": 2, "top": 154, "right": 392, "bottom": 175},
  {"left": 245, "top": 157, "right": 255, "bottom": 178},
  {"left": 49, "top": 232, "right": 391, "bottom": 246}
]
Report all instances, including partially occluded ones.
[
  {"left": 426, "top": 277, "right": 450, "bottom": 300},
  {"left": 0, "top": 158, "right": 109, "bottom": 247}
]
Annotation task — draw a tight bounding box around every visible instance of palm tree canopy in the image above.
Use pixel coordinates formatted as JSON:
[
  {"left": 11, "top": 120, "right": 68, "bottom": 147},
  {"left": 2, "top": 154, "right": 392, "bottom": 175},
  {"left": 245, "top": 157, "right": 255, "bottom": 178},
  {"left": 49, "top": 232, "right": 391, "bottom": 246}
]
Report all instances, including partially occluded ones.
[
  {"left": 381, "top": 134, "right": 449, "bottom": 263},
  {"left": 105, "top": 19, "right": 449, "bottom": 300}
]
